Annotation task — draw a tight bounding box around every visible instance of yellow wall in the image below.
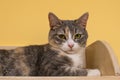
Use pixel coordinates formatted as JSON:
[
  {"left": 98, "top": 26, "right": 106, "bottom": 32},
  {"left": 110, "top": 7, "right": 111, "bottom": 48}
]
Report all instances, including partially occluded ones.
[{"left": 0, "top": 0, "right": 120, "bottom": 64}]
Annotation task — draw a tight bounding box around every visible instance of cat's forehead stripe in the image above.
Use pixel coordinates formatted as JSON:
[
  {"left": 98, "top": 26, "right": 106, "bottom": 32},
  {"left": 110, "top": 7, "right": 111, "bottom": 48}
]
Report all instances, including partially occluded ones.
[
  {"left": 65, "top": 26, "right": 69, "bottom": 34},
  {"left": 64, "top": 26, "right": 70, "bottom": 38},
  {"left": 68, "top": 31, "right": 72, "bottom": 39}
]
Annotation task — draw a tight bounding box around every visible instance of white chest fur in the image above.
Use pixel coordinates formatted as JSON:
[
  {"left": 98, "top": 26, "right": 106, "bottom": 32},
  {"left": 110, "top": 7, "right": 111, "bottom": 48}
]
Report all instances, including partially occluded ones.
[{"left": 66, "top": 49, "right": 86, "bottom": 68}]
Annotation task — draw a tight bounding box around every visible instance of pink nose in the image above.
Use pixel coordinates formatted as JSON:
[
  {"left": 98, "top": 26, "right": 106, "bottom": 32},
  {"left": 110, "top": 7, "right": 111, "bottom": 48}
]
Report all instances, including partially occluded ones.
[{"left": 68, "top": 44, "right": 74, "bottom": 48}]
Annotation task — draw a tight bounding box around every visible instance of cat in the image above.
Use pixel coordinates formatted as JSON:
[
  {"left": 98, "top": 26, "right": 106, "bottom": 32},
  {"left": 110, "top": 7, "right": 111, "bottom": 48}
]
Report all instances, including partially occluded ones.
[{"left": 0, "top": 12, "right": 100, "bottom": 76}]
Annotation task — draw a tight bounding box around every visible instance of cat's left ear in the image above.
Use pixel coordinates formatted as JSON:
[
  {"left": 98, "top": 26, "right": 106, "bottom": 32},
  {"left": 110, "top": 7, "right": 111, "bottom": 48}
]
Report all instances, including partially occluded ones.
[{"left": 75, "top": 12, "right": 89, "bottom": 28}]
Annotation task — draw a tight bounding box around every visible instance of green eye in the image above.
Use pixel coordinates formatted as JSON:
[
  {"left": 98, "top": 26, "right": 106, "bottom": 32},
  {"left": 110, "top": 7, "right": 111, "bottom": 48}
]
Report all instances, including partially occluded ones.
[
  {"left": 75, "top": 34, "right": 82, "bottom": 39},
  {"left": 58, "top": 34, "right": 66, "bottom": 39}
]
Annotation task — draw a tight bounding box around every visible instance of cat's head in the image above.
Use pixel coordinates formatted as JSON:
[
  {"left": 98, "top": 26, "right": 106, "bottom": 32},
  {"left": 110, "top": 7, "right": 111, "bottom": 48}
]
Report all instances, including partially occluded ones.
[{"left": 48, "top": 12, "right": 89, "bottom": 54}]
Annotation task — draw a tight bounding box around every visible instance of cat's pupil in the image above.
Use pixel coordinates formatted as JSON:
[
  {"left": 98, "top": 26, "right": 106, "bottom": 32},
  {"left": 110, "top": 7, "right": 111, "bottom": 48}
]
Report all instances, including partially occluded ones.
[
  {"left": 58, "top": 34, "right": 66, "bottom": 40},
  {"left": 74, "top": 34, "right": 81, "bottom": 39}
]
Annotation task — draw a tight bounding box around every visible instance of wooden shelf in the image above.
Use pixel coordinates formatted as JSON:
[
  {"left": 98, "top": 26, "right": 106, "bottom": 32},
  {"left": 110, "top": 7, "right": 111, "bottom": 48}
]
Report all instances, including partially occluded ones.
[{"left": 0, "top": 76, "right": 119, "bottom": 80}]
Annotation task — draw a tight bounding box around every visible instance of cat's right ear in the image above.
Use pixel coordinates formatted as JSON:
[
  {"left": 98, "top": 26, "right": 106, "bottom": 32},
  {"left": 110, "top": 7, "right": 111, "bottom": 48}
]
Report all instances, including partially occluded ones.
[{"left": 48, "top": 12, "right": 61, "bottom": 29}]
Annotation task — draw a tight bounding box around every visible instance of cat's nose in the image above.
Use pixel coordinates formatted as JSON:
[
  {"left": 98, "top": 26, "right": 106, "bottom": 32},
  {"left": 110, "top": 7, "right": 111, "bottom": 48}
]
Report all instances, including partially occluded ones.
[{"left": 68, "top": 44, "right": 74, "bottom": 48}]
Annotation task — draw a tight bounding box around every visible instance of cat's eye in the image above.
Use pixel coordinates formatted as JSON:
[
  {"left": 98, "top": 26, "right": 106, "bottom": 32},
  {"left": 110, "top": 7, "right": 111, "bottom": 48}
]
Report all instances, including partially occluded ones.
[
  {"left": 58, "top": 34, "right": 66, "bottom": 40},
  {"left": 74, "top": 34, "right": 82, "bottom": 39}
]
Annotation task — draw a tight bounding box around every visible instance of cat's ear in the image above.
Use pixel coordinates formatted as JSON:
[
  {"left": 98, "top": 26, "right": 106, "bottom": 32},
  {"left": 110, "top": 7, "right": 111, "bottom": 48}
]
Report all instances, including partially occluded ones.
[
  {"left": 48, "top": 12, "right": 61, "bottom": 29},
  {"left": 75, "top": 12, "right": 89, "bottom": 28}
]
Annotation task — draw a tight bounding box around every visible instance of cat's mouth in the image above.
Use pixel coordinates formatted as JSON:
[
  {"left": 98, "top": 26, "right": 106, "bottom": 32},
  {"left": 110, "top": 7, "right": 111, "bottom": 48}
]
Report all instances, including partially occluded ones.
[
  {"left": 65, "top": 49, "right": 76, "bottom": 54},
  {"left": 68, "top": 49, "right": 74, "bottom": 51}
]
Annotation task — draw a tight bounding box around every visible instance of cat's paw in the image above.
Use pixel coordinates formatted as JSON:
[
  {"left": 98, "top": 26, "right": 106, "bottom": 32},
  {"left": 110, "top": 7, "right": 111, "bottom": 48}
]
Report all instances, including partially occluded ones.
[{"left": 87, "top": 69, "right": 101, "bottom": 76}]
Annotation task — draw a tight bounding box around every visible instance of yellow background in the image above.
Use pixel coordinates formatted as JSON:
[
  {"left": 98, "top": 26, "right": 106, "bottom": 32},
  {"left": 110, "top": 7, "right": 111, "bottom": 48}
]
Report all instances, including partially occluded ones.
[{"left": 0, "top": 0, "right": 120, "bottom": 64}]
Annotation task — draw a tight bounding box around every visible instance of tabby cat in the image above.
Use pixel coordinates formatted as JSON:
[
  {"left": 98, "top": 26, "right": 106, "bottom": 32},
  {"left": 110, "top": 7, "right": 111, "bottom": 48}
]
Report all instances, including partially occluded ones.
[{"left": 0, "top": 12, "right": 100, "bottom": 76}]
